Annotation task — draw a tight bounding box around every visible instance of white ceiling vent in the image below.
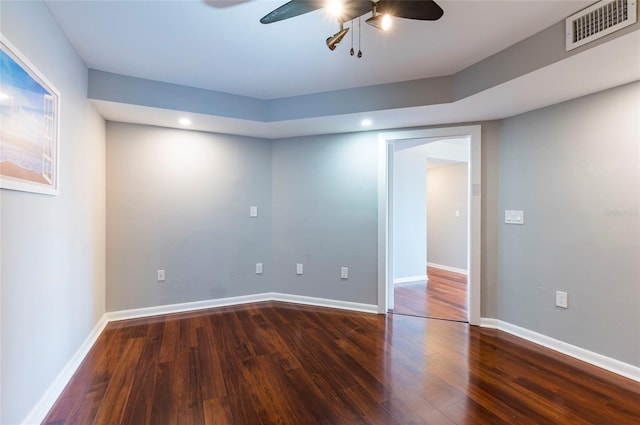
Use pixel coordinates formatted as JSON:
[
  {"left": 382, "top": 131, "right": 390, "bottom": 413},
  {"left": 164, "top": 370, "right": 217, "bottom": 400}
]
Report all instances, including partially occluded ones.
[{"left": 566, "top": 0, "right": 637, "bottom": 51}]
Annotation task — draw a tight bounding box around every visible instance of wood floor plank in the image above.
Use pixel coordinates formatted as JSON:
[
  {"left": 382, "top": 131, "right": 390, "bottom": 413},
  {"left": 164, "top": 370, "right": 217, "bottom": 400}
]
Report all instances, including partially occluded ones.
[
  {"left": 43, "top": 301, "right": 640, "bottom": 425},
  {"left": 394, "top": 266, "right": 468, "bottom": 321},
  {"left": 91, "top": 337, "right": 144, "bottom": 424}
]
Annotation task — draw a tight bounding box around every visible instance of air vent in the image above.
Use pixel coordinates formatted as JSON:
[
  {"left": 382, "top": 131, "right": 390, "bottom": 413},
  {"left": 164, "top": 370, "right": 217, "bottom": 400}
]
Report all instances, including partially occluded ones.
[{"left": 566, "top": 0, "right": 637, "bottom": 51}]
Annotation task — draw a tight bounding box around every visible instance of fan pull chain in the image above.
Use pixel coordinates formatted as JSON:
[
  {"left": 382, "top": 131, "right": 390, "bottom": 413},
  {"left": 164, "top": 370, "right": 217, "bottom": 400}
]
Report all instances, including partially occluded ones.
[
  {"left": 350, "top": 20, "right": 354, "bottom": 56},
  {"left": 357, "top": 16, "right": 362, "bottom": 58}
]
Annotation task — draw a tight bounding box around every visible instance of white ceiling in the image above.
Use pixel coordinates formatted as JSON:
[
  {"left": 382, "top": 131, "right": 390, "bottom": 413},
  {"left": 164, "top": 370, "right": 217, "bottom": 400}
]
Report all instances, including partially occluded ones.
[
  {"left": 91, "top": 28, "right": 640, "bottom": 138},
  {"left": 45, "top": 0, "right": 592, "bottom": 99},
  {"left": 43, "top": 0, "right": 640, "bottom": 138}
]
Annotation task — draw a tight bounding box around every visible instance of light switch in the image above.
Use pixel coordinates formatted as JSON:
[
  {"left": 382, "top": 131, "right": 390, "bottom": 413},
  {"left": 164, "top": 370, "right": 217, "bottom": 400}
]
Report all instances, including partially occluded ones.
[
  {"left": 256, "top": 263, "right": 263, "bottom": 274},
  {"left": 505, "top": 210, "right": 524, "bottom": 225},
  {"left": 555, "top": 291, "right": 568, "bottom": 308},
  {"left": 250, "top": 206, "right": 258, "bottom": 217},
  {"left": 296, "top": 263, "right": 303, "bottom": 275},
  {"left": 340, "top": 267, "right": 349, "bottom": 279},
  {"left": 455, "top": 210, "right": 461, "bottom": 218}
]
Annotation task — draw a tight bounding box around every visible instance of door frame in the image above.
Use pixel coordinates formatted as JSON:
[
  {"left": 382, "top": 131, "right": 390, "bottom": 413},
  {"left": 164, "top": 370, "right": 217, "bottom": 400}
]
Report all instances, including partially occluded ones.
[{"left": 377, "top": 125, "right": 481, "bottom": 325}]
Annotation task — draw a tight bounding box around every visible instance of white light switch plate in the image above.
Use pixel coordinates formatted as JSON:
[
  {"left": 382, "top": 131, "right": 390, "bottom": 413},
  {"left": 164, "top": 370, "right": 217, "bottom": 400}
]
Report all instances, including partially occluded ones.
[
  {"left": 256, "top": 263, "right": 263, "bottom": 274},
  {"left": 296, "top": 263, "right": 303, "bottom": 275},
  {"left": 157, "top": 269, "right": 165, "bottom": 282},
  {"left": 340, "top": 267, "right": 349, "bottom": 279},
  {"left": 555, "top": 291, "right": 568, "bottom": 308},
  {"left": 250, "top": 206, "right": 258, "bottom": 217},
  {"left": 505, "top": 210, "right": 525, "bottom": 224}
]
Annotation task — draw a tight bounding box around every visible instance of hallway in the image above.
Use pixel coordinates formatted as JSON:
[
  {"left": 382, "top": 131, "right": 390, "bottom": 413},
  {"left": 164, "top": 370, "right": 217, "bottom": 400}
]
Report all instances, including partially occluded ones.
[{"left": 393, "top": 267, "right": 467, "bottom": 321}]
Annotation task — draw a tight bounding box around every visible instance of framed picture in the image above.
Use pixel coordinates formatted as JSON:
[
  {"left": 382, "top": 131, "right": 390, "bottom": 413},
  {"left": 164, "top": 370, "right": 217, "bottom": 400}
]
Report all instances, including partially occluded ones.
[{"left": 1, "top": 34, "right": 60, "bottom": 195}]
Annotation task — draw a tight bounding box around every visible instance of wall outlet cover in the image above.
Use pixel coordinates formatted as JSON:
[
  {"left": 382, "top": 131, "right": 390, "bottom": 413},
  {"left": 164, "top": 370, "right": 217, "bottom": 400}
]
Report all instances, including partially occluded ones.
[{"left": 555, "top": 290, "right": 568, "bottom": 308}]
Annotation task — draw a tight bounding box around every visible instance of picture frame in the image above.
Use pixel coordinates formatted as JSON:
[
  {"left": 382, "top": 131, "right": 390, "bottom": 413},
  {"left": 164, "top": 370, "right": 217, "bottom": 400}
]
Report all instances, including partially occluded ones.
[{"left": 1, "top": 34, "right": 60, "bottom": 195}]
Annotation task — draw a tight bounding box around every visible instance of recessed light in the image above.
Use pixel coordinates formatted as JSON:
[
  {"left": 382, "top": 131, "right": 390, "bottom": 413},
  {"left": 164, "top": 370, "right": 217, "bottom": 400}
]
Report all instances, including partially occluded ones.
[
  {"left": 361, "top": 119, "right": 372, "bottom": 127},
  {"left": 178, "top": 118, "right": 191, "bottom": 126}
]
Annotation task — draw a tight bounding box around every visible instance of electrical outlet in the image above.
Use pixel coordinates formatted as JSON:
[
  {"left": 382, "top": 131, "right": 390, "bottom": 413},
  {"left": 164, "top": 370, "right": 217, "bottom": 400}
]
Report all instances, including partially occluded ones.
[
  {"left": 340, "top": 267, "right": 349, "bottom": 279},
  {"left": 555, "top": 291, "right": 568, "bottom": 308},
  {"left": 256, "top": 263, "right": 263, "bottom": 274},
  {"left": 505, "top": 210, "right": 525, "bottom": 224},
  {"left": 157, "top": 269, "right": 165, "bottom": 282},
  {"left": 296, "top": 263, "right": 303, "bottom": 275}
]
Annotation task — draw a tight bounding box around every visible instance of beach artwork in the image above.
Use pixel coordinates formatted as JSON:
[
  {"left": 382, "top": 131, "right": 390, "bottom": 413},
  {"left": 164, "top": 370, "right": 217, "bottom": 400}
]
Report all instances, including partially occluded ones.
[{"left": 1, "top": 36, "right": 59, "bottom": 195}]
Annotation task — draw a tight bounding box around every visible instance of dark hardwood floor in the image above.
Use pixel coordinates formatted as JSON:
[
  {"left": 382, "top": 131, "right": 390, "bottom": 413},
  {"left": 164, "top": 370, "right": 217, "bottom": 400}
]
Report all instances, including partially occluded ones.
[
  {"left": 44, "top": 301, "right": 640, "bottom": 424},
  {"left": 393, "top": 267, "right": 468, "bottom": 321}
]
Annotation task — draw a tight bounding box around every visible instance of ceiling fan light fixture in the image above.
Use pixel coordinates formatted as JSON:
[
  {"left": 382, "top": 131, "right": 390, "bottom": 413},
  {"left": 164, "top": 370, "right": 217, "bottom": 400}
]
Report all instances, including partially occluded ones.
[
  {"left": 365, "top": 13, "right": 392, "bottom": 31},
  {"left": 326, "top": 0, "right": 343, "bottom": 18},
  {"left": 326, "top": 27, "right": 349, "bottom": 51}
]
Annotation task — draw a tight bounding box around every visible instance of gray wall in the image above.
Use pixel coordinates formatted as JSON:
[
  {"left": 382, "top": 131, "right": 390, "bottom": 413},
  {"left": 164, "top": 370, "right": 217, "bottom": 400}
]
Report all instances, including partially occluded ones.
[
  {"left": 427, "top": 163, "right": 469, "bottom": 270},
  {"left": 0, "top": 2, "right": 106, "bottom": 423},
  {"left": 498, "top": 81, "right": 640, "bottom": 366},
  {"left": 106, "top": 123, "right": 272, "bottom": 311},
  {"left": 271, "top": 133, "right": 379, "bottom": 305},
  {"left": 393, "top": 149, "right": 428, "bottom": 280}
]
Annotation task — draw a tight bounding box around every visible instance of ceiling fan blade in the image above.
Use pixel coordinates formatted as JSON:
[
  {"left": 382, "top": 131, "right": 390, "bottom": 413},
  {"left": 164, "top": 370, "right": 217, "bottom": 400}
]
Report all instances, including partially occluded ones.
[
  {"left": 376, "top": 0, "right": 444, "bottom": 21},
  {"left": 260, "top": 0, "right": 325, "bottom": 24}
]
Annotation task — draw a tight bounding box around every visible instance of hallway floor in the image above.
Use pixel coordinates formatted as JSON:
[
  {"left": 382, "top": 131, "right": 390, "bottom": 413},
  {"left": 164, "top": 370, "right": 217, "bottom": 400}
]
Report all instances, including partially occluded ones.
[{"left": 393, "top": 266, "right": 467, "bottom": 321}]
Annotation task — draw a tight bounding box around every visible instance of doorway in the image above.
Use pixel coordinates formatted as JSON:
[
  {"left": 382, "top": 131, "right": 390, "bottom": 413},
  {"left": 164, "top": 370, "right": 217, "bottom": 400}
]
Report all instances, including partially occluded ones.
[
  {"left": 391, "top": 138, "right": 470, "bottom": 321},
  {"left": 376, "top": 126, "right": 481, "bottom": 325}
]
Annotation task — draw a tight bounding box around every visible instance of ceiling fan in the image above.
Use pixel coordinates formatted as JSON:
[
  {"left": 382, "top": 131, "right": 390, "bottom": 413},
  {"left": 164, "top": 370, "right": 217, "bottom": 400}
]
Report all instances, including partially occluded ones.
[{"left": 260, "top": 0, "right": 444, "bottom": 55}]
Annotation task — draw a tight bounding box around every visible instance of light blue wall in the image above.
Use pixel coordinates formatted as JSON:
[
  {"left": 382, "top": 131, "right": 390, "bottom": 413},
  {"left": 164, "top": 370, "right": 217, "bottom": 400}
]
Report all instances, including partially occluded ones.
[
  {"left": 498, "top": 82, "right": 640, "bottom": 366},
  {"left": 106, "top": 123, "right": 273, "bottom": 310},
  {"left": 0, "top": 2, "right": 106, "bottom": 423},
  {"left": 427, "top": 163, "right": 469, "bottom": 270},
  {"left": 271, "top": 133, "right": 379, "bottom": 304},
  {"left": 106, "top": 128, "right": 380, "bottom": 312}
]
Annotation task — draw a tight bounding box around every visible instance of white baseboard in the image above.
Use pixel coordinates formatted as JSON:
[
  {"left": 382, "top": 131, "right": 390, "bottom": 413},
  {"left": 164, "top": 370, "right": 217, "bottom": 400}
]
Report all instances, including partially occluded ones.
[
  {"left": 105, "top": 293, "right": 273, "bottom": 322},
  {"left": 23, "top": 292, "right": 378, "bottom": 424},
  {"left": 480, "top": 318, "right": 640, "bottom": 383},
  {"left": 271, "top": 292, "right": 378, "bottom": 314},
  {"left": 393, "top": 275, "right": 428, "bottom": 285},
  {"left": 427, "top": 262, "right": 468, "bottom": 275},
  {"left": 105, "top": 293, "right": 378, "bottom": 322},
  {"left": 22, "top": 315, "right": 109, "bottom": 425}
]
